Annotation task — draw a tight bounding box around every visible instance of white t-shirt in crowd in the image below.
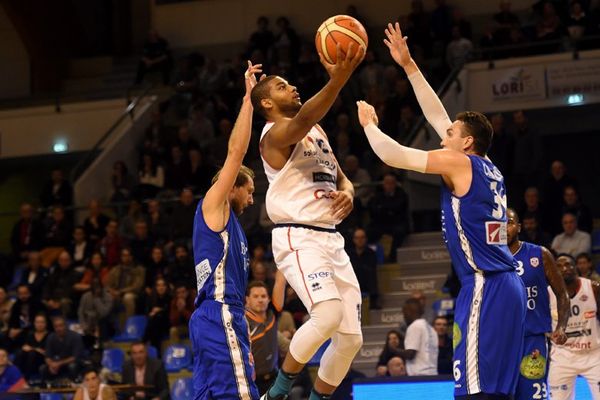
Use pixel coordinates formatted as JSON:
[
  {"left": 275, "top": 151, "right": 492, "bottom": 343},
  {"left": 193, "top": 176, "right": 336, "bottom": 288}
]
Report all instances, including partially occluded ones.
[{"left": 404, "top": 318, "right": 439, "bottom": 376}]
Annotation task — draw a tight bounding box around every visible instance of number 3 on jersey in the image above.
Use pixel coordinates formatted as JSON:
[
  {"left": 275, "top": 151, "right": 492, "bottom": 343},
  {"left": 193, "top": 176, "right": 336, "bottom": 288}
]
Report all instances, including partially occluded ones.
[{"left": 490, "top": 181, "right": 507, "bottom": 220}]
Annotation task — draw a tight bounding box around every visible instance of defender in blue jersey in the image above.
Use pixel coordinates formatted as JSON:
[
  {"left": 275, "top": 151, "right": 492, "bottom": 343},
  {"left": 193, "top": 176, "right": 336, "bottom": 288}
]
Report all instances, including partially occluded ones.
[
  {"left": 506, "top": 209, "right": 569, "bottom": 400},
  {"left": 358, "top": 22, "right": 529, "bottom": 399},
  {"left": 190, "top": 62, "right": 263, "bottom": 400}
]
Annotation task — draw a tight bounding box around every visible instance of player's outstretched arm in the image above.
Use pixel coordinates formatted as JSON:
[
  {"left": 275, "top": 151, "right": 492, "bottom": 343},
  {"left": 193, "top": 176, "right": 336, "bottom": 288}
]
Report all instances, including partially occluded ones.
[
  {"left": 203, "top": 61, "right": 262, "bottom": 231},
  {"left": 592, "top": 280, "right": 600, "bottom": 313},
  {"left": 384, "top": 22, "right": 452, "bottom": 140},
  {"left": 542, "top": 247, "right": 569, "bottom": 345},
  {"left": 267, "top": 44, "right": 365, "bottom": 149},
  {"left": 331, "top": 163, "right": 355, "bottom": 221}
]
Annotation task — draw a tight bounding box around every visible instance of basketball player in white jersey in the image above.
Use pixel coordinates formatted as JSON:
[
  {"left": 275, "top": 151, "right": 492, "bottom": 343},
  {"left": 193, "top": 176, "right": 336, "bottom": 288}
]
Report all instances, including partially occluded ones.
[
  {"left": 548, "top": 254, "right": 600, "bottom": 400},
  {"left": 250, "top": 43, "right": 365, "bottom": 400},
  {"left": 73, "top": 368, "right": 116, "bottom": 400}
]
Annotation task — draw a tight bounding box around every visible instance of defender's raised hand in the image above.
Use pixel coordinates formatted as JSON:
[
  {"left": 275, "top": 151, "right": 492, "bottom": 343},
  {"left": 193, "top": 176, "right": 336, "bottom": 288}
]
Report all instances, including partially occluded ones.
[
  {"left": 384, "top": 22, "right": 413, "bottom": 69},
  {"left": 244, "top": 60, "right": 264, "bottom": 96},
  {"left": 318, "top": 42, "right": 365, "bottom": 84},
  {"left": 356, "top": 100, "right": 379, "bottom": 128}
]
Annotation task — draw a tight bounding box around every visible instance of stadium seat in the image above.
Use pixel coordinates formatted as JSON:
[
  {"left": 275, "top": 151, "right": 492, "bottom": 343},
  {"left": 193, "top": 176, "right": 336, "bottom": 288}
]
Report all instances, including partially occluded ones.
[
  {"left": 40, "top": 394, "right": 64, "bottom": 400},
  {"left": 147, "top": 345, "right": 158, "bottom": 359},
  {"left": 101, "top": 348, "right": 125, "bottom": 373},
  {"left": 112, "top": 315, "right": 148, "bottom": 342},
  {"left": 307, "top": 339, "right": 331, "bottom": 366},
  {"left": 163, "top": 344, "right": 192, "bottom": 372},
  {"left": 369, "top": 243, "right": 385, "bottom": 265},
  {"left": 171, "top": 377, "right": 193, "bottom": 400},
  {"left": 432, "top": 298, "right": 455, "bottom": 317},
  {"left": 592, "top": 230, "right": 600, "bottom": 254}
]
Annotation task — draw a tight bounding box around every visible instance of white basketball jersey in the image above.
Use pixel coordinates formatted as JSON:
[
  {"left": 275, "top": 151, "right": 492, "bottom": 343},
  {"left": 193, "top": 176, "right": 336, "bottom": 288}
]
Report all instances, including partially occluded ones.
[
  {"left": 260, "top": 122, "right": 340, "bottom": 229},
  {"left": 549, "top": 277, "right": 600, "bottom": 352}
]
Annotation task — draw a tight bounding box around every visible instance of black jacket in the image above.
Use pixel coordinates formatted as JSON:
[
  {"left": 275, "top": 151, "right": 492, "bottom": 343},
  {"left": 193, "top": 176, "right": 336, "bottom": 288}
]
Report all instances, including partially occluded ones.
[{"left": 122, "top": 357, "right": 170, "bottom": 400}]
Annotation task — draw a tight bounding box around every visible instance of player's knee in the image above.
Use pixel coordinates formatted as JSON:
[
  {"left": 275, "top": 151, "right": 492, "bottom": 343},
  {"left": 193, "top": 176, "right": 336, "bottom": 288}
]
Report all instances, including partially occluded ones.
[
  {"left": 337, "top": 332, "right": 363, "bottom": 358},
  {"left": 311, "top": 299, "right": 343, "bottom": 337}
]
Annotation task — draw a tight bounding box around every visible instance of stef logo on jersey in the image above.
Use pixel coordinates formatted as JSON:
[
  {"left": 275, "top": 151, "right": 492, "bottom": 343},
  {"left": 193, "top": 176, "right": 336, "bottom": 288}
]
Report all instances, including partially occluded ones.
[
  {"left": 485, "top": 221, "right": 507, "bottom": 245},
  {"left": 530, "top": 257, "right": 540, "bottom": 267}
]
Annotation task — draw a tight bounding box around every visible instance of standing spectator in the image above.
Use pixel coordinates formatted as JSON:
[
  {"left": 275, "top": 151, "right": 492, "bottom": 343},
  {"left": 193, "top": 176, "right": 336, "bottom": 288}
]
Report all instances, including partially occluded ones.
[
  {"left": 566, "top": 1, "right": 588, "bottom": 39},
  {"left": 40, "top": 169, "right": 72, "bottom": 209},
  {"left": 387, "top": 356, "right": 407, "bottom": 377},
  {"left": 510, "top": 110, "right": 541, "bottom": 204},
  {"left": 348, "top": 228, "right": 380, "bottom": 309},
  {"left": 433, "top": 316, "right": 452, "bottom": 374},
  {"left": 519, "top": 213, "right": 552, "bottom": 249},
  {"left": 376, "top": 330, "right": 404, "bottom": 376},
  {"left": 120, "top": 200, "right": 145, "bottom": 241},
  {"left": 110, "top": 161, "right": 136, "bottom": 207},
  {"left": 169, "top": 286, "right": 193, "bottom": 341},
  {"left": 97, "top": 220, "right": 123, "bottom": 267},
  {"left": 169, "top": 189, "right": 196, "bottom": 244},
  {"left": 67, "top": 226, "right": 93, "bottom": 268},
  {"left": 135, "top": 29, "right": 172, "bottom": 85},
  {"left": 0, "top": 288, "right": 14, "bottom": 335},
  {"left": 398, "top": 298, "right": 438, "bottom": 376},
  {"left": 146, "top": 200, "right": 170, "bottom": 244},
  {"left": 14, "top": 313, "right": 49, "bottom": 380},
  {"left": 106, "top": 248, "right": 145, "bottom": 322},
  {"left": 138, "top": 154, "right": 165, "bottom": 199},
  {"left": 19, "top": 252, "right": 48, "bottom": 301},
  {"left": 248, "top": 16, "right": 274, "bottom": 60},
  {"left": 409, "top": 290, "right": 435, "bottom": 324},
  {"left": 562, "top": 185, "right": 593, "bottom": 233},
  {"left": 144, "top": 247, "right": 168, "bottom": 295},
  {"left": 212, "top": 118, "right": 232, "bottom": 166},
  {"left": 121, "top": 342, "right": 170, "bottom": 400},
  {"left": 575, "top": 253, "right": 600, "bottom": 283},
  {"left": 359, "top": 50, "right": 385, "bottom": 99},
  {"left": 143, "top": 278, "right": 171, "bottom": 352},
  {"left": 542, "top": 160, "right": 578, "bottom": 235},
  {"left": 83, "top": 200, "right": 110, "bottom": 246},
  {"left": 42, "top": 251, "right": 78, "bottom": 317},
  {"left": 10, "top": 203, "right": 43, "bottom": 263},
  {"left": 445, "top": 25, "right": 472, "bottom": 69},
  {"left": 493, "top": 0, "right": 520, "bottom": 45},
  {"left": 74, "top": 368, "right": 117, "bottom": 400},
  {"left": 397, "top": 105, "right": 417, "bottom": 142},
  {"left": 129, "top": 221, "right": 154, "bottom": 266},
  {"left": 551, "top": 212, "right": 592, "bottom": 257},
  {"left": 78, "top": 278, "right": 113, "bottom": 344},
  {"left": 536, "top": 1, "right": 563, "bottom": 40},
  {"left": 487, "top": 113, "right": 514, "bottom": 179},
  {"left": 7, "top": 285, "right": 43, "bottom": 350},
  {"left": 41, "top": 316, "right": 83, "bottom": 381},
  {"left": 0, "top": 348, "right": 26, "bottom": 392},
  {"left": 74, "top": 252, "right": 111, "bottom": 293},
  {"left": 41, "top": 206, "right": 72, "bottom": 267},
  {"left": 367, "top": 173, "right": 410, "bottom": 261}
]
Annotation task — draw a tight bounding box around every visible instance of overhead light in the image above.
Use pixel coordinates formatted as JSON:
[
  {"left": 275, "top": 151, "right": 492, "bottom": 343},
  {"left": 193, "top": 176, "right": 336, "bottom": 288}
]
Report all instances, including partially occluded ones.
[
  {"left": 567, "top": 94, "right": 584, "bottom": 105},
  {"left": 53, "top": 139, "right": 68, "bottom": 153}
]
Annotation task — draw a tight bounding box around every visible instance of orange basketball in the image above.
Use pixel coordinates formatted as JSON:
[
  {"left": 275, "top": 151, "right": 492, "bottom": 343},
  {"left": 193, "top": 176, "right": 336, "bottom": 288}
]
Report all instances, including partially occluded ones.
[{"left": 315, "top": 15, "right": 368, "bottom": 64}]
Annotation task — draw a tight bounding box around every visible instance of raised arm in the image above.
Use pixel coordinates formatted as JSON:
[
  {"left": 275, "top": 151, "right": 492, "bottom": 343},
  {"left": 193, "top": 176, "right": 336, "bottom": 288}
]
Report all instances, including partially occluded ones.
[
  {"left": 384, "top": 23, "right": 452, "bottom": 139},
  {"left": 202, "top": 62, "right": 262, "bottom": 231},
  {"left": 541, "top": 247, "right": 569, "bottom": 345}
]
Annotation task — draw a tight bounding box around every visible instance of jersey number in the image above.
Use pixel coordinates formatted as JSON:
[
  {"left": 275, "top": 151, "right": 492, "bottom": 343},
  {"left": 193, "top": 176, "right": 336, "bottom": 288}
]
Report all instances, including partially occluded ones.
[
  {"left": 532, "top": 383, "right": 547, "bottom": 399},
  {"left": 490, "top": 181, "right": 507, "bottom": 220},
  {"left": 453, "top": 360, "right": 461, "bottom": 382},
  {"left": 516, "top": 261, "right": 524, "bottom": 276}
]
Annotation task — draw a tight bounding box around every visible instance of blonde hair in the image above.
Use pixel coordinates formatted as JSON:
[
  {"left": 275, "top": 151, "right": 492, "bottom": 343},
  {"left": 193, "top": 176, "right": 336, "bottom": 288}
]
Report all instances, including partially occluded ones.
[{"left": 211, "top": 164, "right": 255, "bottom": 187}]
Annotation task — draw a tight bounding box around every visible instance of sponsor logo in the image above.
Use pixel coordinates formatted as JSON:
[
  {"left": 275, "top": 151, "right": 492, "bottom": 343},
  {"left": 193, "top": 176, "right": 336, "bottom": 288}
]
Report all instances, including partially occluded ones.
[
  {"left": 380, "top": 312, "right": 402, "bottom": 323},
  {"left": 485, "top": 221, "right": 507, "bottom": 245},
  {"left": 311, "top": 282, "right": 322, "bottom": 291},
  {"left": 195, "top": 259, "right": 212, "bottom": 290},
  {"left": 585, "top": 311, "right": 596, "bottom": 319},
  {"left": 314, "top": 189, "right": 335, "bottom": 199},
  {"left": 519, "top": 349, "right": 546, "bottom": 379},
  {"left": 420, "top": 250, "right": 450, "bottom": 261},
  {"left": 307, "top": 271, "right": 334, "bottom": 281},
  {"left": 482, "top": 163, "right": 503, "bottom": 181},
  {"left": 453, "top": 322, "right": 462, "bottom": 350},
  {"left": 313, "top": 172, "right": 336, "bottom": 183},
  {"left": 530, "top": 257, "right": 540, "bottom": 267},
  {"left": 402, "top": 280, "right": 436, "bottom": 291}
]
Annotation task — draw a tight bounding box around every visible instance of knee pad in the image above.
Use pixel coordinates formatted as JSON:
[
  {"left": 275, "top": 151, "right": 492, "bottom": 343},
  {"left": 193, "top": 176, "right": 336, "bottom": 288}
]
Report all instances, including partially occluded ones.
[{"left": 318, "top": 332, "right": 363, "bottom": 387}]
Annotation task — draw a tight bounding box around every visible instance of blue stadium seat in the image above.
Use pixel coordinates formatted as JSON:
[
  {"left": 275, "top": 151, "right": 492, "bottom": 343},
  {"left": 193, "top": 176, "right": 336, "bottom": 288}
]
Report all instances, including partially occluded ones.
[
  {"left": 432, "top": 298, "right": 455, "bottom": 317},
  {"left": 307, "top": 339, "right": 331, "bottom": 366},
  {"left": 370, "top": 243, "right": 385, "bottom": 265},
  {"left": 163, "top": 344, "right": 192, "bottom": 373},
  {"left": 171, "top": 377, "right": 193, "bottom": 400},
  {"left": 7, "top": 266, "right": 24, "bottom": 291},
  {"left": 112, "top": 315, "right": 148, "bottom": 342},
  {"left": 147, "top": 345, "right": 158, "bottom": 359},
  {"left": 592, "top": 230, "right": 600, "bottom": 254},
  {"left": 40, "top": 394, "right": 65, "bottom": 400},
  {"left": 101, "top": 348, "right": 125, "bottom": 373}
]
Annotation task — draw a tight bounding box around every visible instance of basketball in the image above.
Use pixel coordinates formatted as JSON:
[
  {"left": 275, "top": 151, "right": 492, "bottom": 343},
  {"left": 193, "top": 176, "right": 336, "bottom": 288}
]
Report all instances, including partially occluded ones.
[{"left": 315, "top": 15, "right": 368, "bottom": 64}]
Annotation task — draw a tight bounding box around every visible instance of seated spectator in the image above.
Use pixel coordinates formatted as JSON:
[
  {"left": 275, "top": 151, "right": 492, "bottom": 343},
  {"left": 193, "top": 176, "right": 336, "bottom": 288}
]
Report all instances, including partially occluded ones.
[
  {"left": 146, "top": 200, "right": 170, "bottom": 245},
  {"left": 165, "top": 244, "right": 195, "bottom": 290},
  {"left": 120, "top": 200, "right": 145, "bottom": 241},
  {"left": 536, "top": 1, "right": 563, "bottom": 40},
  {"left": 169, "top": 189, "right": 196, "bottom": 244},
  {"left": 562, "top": 185, "right": 593, "bottom": 233},
  {"left": 398, "top": 298, "right": 438, "bottom": 376},
  {"left": 493, "top": 0, "right": 520, "bottom": 45},
  {"left": 74, "top": 252, "right": 111, "bottom": 293},
  {"left": 19, "top": 252, "right": 47, "bottom": 301},
  {"left": 67, "top": 226, "right": 93, "bottom": 268},
  {"left": 169, "top": 285, "right": 193, "bottom": 340},
  {"left": 487, "top": 113, "right": 514, "bottom": 180},
  {"left": 211, "top": 118, "right": 232, "bottom": 165},
  {"left": 143, "top": 110, "right": 170, "bottom": 162},
  {"left": 42, "top": 251, "right": 77, "bottom": 317},
  {"left": 0, "top": 287, "right": 14, "bottom": 335},
  {"left": 367, "top": 173, "right": 409, "bottom": 261},
  {"left": 397, "top": 105, "right": 417, "bottom": 142},
  {"left": 106, "top": 248, "right": 145, "bottom": 322},
  {"left": 10, "top": 203, "right": 43, "bottom": 264},
  {"left": 446, "top": 25, "right": 473, "bottom": 69},
  {"left": 376, "top": 329, "right": 404, "bottom": 376},
  {"left": 0, "top": 348, "right": 26, "bottom": 392},
  {"left": 543, "top": 160, "right": 578, "bottom": 235},
  {"left": 519, "top": 213, "right": 552, "bottom": 248},
  {"left": 138, "top": 154, "right": 165, "bottom": 199},
  {"left": 41, "top": 206, "right": 72, "bottom": 267},
  {"left": 40, "top": 169, "right": 72, "bottom": 209},
  {"left": 551, "top": 212, "right": 591, "bottom": 257},
  {"left": 518, "top": 187, "right": 549, "bottom": 233},
  {"left": 248, "top": 16, "right": 274, "bottom": 60},
  {"left": 7, "top": 285, "right": 44, "bottom": 350},
  {"left": 130, "top": 220, "right": 154, "bottom": 266},
  {"left": 78, "top": 278, "right": 113, "bottom": 344},
  {"left": 110, "top": 161, "right": 136, "bottom": 208},
  {"left": 174, "top": 124, "right": 199, "bottom": 157},
  {"left": 83, "top": 200, "right": 110, "bottom": 246},
  {"left": 97, "top": 220, "right": 123, "bottom": 267},
  {"left": 187, "top": 148, "right": 216, "bottom": 195},
  {"left": 164, "top": 145, "right": 189, "bottom": 192},
  {"left": 144, "top": 247, "right": 168, "bottom": 295},
  {"left": 143, "top": 278, "right": 171, "bottom": 352},
  {"left": 14, "top": 313, "right": 49, "bottom": 380},
  {"left": 74, "top": 368, "right": 116, "bottom": 400},
  {"left": 41, "top": 316, "right": 84, "bottom": 382},
  {"left": 344, "top": 155, "right": 372, "bottom": 208},
  {"left": 122, "top": 342, "right": 170, "bottom": 400},
  {"left": 188, "top": 103, "right": 215, "bottom": 151},
  {"left": 387, "top": 356, "right": 407, "bottom": 377},
  {"left": 135, "top": 29, "right": 172, "bottom": 85},
  {"left": 348, "top": 228, "right": 380, "bottom": 309},
  {"left": 172, "top": 58, "right": 199, "bottom": 113},
  {"left": 433, "top": 316, "right": 452, "bottom": 374},
  {"left": 566, "top": 1, "right": 588, "bottom": 39},
  {"left": 575, "top": 253, "right": 600, "bottom": 283}
]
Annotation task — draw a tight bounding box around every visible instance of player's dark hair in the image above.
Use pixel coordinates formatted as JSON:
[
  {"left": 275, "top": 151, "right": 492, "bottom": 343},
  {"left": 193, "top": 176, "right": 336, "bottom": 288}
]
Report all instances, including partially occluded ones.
[
  {"left": 456, "top": 111, "right": 493, "bottom": 156},
  {"left": 506, "top": 207, "right": 519, "bottom": 223},
  {"left": 556, "top": 253, "right": 576, "bottom": 265},
  {"left": 211, "top": 165, "right": 255, "bottom": 187},
  {"left": 246, "top": 280, "right": 269, "bottom": 296},
  {"left": 82, "top": 367, "right": 98, "bottom": 378},
  {"left": 250, "top": 75, "right": 278, "bottom": 118}
]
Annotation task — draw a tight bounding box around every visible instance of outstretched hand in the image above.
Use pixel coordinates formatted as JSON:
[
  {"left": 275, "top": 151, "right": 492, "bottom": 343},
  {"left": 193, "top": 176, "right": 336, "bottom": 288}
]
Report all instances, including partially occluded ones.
[
  {"left": 384, "top": 22, "right": 412, "bottom": 68},
  {"left": 356, "top": 100, "right": 379, "bottom": 128},
  {"left": 244, "top": 60, "right": 265, "bottom": 96},
  {"left": 318, "top": 43, "right": 365, "bottom": 84}
]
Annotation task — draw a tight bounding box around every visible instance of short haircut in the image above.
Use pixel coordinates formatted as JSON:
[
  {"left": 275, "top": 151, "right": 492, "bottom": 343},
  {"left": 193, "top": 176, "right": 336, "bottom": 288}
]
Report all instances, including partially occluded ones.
[
  {"left": 211, "top": 165, "right": 255, "bottom": 187},
  {"left": 433, "top": 316, "right": 448, "bottom": 324},
  {"left": 576, "top": 252, "right": 591, "bottom": 262},
  {"left": 456, "top": 111, "right": 493, "bottom": 156},
  {"left": 556, "top": 253, "right": 576, "bottom": 265},
  {"left": 131, "top": 340, "right": 146, "bottom": 349},
  {"left": 404, "top": 297, "right": 421, "bottom": 307},
  {"left": 250, "top": 75, "right": 278, "bottom": 118},
  {"left": 246, "top": 280, "right": 269, "bottom": 296},
  {"left": 82, "top": 367, "right": 98, "bottom": 378}
]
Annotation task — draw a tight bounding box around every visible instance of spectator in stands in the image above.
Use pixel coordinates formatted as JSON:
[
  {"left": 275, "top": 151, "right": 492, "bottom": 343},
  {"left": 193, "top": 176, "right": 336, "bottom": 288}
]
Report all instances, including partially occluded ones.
[
  {"left": 42, "top": 251, "right": 77, "bottom": 317},
  {"left": 451, "top": 7, "right": 472, "bottom": 39},
  {"left": 172, "top": 58, "right": 199, "bottom": 117},
  {"left": 272, "top": 16, "right": 300, "bottom": 70},
  {"left": 510, "top": 110, "right": 541, "bottom": 207},
  {"left": 67, "top": 226, "right": 93, "bottom": 268},
  {"left": 169, "top": 285, "right": 193, "bottom": 341},
  {"left": 120, "top": 200, "right": 145, "bottom": 241},
  {"left": 7, "top": 285, "right": 43, "bottom": 350},
  {"left": 410, "top": 290, "right": 435, "bottom": 324},
  {"left": 376, "top": 330, "right": 404, "bottom": 376},
  {"left": 110, "top": 161, "right": 135, "bottom": 208},
  {"left": 187, "top": 148, "right": 216, "bottom": 195},
  {"left": 188, "top": 102, "right": 215, "bottom": 151},
  {"left": 121, "top": 341, "right": 170, "bottom": 400},
  {"left": 397, "top": 105, "right": 417, "bottom": 142},
  {"left": 97, "top": 220, "right": 122, "bottom": 267},
  {"left": 212, "top": 118, "right": 232, "bottom": 165},
  {"left": 348, "top": 228, "right": 380, "bottom": 310},
  {"left": 248, "top": 16, "right": 274, "bottom": 60},
  {"left": 433, "top": 316, "right": 452, "bottom": 374},
  {"left": 143, "top": 111, "right": 170, "bottom": 160},
  {"left": 41, "top": 316, "right": 83, "bottom": 381},
  {"left": 40, "top": 169, "right": 72, "bottom": 209},
  {"left": 387, "top": 356, "right": 407, "bottom": 377},
  {"left": 14, "top": 313, "right": 49, "bottom": 379},
  {"left": 575, "top": 253, "right": 600, "bottom": 283},
  {"left": 106, "top": 248, "right": 145, "bottom": 322},
  {"left": 165, "top": 244, "right": 195, "bottom": 290},
  {"left": 398, "top": 298, "right": 438, "bottom": 376},
  {"left": 381, "top": 77, "right": 417, "bottom": 138},
  {"left": 566, "top": 1, "right": 589, "bottom": 39},
  {"left": 146, "top": 200, "right": 170, "bottom": 244},
  {"left": 446, "top": 25, "right": 473, "bottom": 69},
  {"left": 519, "top": 213, "right": 552, "bottom": 248},
  {"left": 518, "top": 187, "right": 549, "bottom": 233},
  {"left": 138, "top": 154, "right": 165, "bottom": 199},
  {"left": 174, "top": 124, "right": 199, "bottom": 157},
  {"left": 332, "top": 131, "right": 353, "bottom": 163},
  {"left": 74, "top": 368, "right": 116, "bottom": 400},
  {"left": 359, "top": 50, "right": 385, "bottom": 100},
  {"left": 164, "top": 145, "right": 190, "bottom": 192},
  {"left": 74, "top": 252, "right": 110, "bottom": 293},
  {"left": 562, "top": 185, "right": 593, "bottom": 233},
  {"left": 344, "top": 155, "right": 372, "bottom": 208},
  {"left": 493, "top": 0, "right": 520, "bottom": 45},
  {"left": 487, "top": 113, "right": 514, "bottom": 179},
  {"left": 135, "top": 29, "right": 172, "bottom": 85},
  {"left": 367, "top": 173, "right": 410, "bottom": 261},
  {"left": 19, "top": 252, "right": 47, "bottom": 301},
  {"left": 143, "top": 278, "right": 171, "bottom": 352},
  {"left": 551, "top": 212, "right": 591, "bottom": 257},
  {"left": 144, "top": 247, "right": 168, "bottom": 295},
  {"left": 41, "top": 206, "right": 72, "bottom": 267},
  {"left": 169, "top": 188, "right": 196, "bottom": 244},
  {"left": 0, "top": 348, "right": 26, "bottom": 392},
  {"left": 130, "top": 221, "right": 154, "bottom": 266},
  {"left": 84, "top": 200, "right": 110, "bottom": 246},
  {"left": 0, "top": 288, "right": 14, "bottom": 335},
  {"left": 78, "top": 278, "right": 113, "bottom": 344},
  {"left": 10, "top": 203, "right": 43, "bottom": 263},
  {"left": 542, "top": 160, "right": 578, "bottom": 235},
  {"left": 536, "top": 1, "right": 563, "bottom": 40}
]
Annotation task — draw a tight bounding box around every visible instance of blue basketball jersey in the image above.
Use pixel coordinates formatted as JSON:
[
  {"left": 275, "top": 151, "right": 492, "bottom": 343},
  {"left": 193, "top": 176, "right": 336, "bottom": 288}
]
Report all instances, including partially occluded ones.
[
  {"left": 513, "top": 241, "right": 552, "bottom": 336},
  {"left": 192, "top": 199, "right": 250, "bottom": 308},
  {"left": 441, "top": 155, "right": 517, "bottom": 281}
]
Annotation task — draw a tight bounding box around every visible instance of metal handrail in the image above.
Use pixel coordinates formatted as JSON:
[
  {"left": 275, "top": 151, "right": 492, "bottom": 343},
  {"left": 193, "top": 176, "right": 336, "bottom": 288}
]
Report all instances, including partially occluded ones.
[{"left": 68, "top": 84, "right": 155, "bottom": 185}]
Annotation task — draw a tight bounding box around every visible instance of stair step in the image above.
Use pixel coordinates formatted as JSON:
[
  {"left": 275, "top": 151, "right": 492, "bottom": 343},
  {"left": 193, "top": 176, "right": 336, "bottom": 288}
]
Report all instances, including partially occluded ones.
[
  {"left": 381, "top": 289, "right": 437, "bottom": 308},
  {"left": 404, "top": 231, "right": 444, "bottom": 247},
  {"left": 387, "top": 273, "right": 448, "bottom": 292},
  {"left": 362, "top": 324, "right": 399, "bottom": 339},
  {"left": 396, "top": 245, "right": 450, "bottom": 263},
  {"left": 368, "top": 308, "right": 404, "bottom": 325},
  {"left": 396, "top": 260, "right": 451, "bottom": 277}
]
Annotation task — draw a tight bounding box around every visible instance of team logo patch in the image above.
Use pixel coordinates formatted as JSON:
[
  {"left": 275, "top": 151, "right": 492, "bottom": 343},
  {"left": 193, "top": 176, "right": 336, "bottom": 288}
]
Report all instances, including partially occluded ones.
[
  {"left": 453, "top": 322, "right": 462, "bottom": 350},
  {"left": 530, "top": 257, "right": 540, "bottom": 267},
  {"left": 485, "top": 221, "right": 507, "bottom": 245},
  {"left": 519, "top": 349, "right": 546, "bottom": 379},
  {"left": 195, "top": 259, "right": 212, "bottom": 290}
]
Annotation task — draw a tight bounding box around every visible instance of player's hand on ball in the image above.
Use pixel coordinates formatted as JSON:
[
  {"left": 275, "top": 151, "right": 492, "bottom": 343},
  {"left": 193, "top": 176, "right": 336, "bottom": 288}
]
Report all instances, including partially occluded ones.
[
  {"left": 356, "top": 100, "right": 379, "bottom": 127},
  {"left": 330, "top": 190, "right": 354, "bottom": 220},
  {"left": 244, "top": 60, "right": 264, "bottom": 95},
  {"left": 319, "top": 42, "right": 365, "bottom": 84},
  {"left": 550, "top": 327, "right": 567, "bottom": 345},
  {"left": 384, "top": 22, "right": 412, "bottom": 68}
]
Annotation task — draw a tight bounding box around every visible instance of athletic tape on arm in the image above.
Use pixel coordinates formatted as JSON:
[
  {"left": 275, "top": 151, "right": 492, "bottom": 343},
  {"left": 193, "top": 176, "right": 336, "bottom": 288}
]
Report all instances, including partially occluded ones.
[
  {"left": 364, "top": 123, "right": 428, "bottom": 173},
  {"left": 407, "top": 71, "right": 453, "bottom": 140}
]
